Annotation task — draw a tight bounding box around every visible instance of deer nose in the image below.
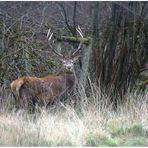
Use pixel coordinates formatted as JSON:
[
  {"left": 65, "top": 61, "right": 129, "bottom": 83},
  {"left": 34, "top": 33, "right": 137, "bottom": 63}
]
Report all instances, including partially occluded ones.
[
  {"left": 67, "top": 66, "right": 72, "bottom": 70},
  {"left": 66, "top": 65, "right": 73, "bottom": 70}
]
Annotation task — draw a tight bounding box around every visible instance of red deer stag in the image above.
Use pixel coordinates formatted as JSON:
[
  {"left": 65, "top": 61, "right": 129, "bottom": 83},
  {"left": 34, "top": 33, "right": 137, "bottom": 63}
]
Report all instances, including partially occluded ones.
[{"left": 10, "top": 28, "right": 83, "bottom": 110}]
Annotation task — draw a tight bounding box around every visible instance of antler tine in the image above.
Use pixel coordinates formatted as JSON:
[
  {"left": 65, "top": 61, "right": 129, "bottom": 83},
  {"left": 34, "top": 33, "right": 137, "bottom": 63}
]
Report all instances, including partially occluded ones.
[
  {"left": 52, "top": 47, "right": 64, "bottom": 58},
  {"left": 47, "top": 29, "right": 64, "bottom": 58},
  {"left": 72, "top": 42, "right": 82, "bottom": 57},
  {"left": 72, "top": 26, "right": 83, "bottom": 57},
  {"left": 77, "top": 26, "right": 83, "bottom": 38},
  {"left": 47, "top": 28, "right": 51, "bottom": 38}
]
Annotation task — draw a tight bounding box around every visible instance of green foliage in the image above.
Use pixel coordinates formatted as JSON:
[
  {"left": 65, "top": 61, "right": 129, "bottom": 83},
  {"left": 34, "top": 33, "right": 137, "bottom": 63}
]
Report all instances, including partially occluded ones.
[
  {"left": 85, "top": 131, "right": 148, "bottom": 146},
  {"left": 123, "top": 137, "right": 148, "bottom": 146},
  {"left": 127, "top": 123, "right": 148, "bottom": 137},
  {"left": 99, "top": 138, "right": 120, "bottom": 146},
  {"left": 110, "top": 127, "right": 126, "bottom": 137},
  {"left": 85, "top": 132, "right": 101, "bottom": 146}
]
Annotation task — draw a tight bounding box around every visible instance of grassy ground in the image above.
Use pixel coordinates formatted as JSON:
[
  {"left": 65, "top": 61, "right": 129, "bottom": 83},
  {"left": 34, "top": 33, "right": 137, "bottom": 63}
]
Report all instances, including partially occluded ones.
[{"left": 0, "top": 86, "right": 148, "bottom": 146}]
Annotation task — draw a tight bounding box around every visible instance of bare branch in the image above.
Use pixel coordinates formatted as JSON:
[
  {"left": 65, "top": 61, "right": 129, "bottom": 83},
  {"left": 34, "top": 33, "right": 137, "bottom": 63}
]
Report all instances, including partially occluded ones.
[{"left": 56, "top": 2, "right": 75, "bottom": 36}]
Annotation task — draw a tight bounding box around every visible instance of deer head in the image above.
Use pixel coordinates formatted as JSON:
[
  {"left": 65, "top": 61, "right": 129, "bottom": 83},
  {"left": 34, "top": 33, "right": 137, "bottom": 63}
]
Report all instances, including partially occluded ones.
[{"left": 47, "top": 27, "right": 83, "bottom": 74}]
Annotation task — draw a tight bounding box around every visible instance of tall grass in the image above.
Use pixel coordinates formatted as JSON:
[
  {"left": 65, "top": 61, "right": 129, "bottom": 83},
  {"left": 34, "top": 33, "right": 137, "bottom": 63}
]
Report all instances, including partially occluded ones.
[{"left": 0, "top": 84, "right": 148, "bottom": 146}]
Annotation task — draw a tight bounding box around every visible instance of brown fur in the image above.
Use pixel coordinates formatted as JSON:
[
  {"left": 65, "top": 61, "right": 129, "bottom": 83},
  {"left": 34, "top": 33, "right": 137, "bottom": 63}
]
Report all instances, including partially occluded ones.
[{"left": 10, "top": 71, "right": 75, "bottom": 109}]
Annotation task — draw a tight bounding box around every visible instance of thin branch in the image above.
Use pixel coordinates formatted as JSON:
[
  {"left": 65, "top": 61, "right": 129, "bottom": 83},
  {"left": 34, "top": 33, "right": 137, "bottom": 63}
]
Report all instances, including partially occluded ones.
[
  {"left": 56, "top": 2, "right": 74, "bottom": 36},
  {"left": 73, "top": 2, "right": 77, "bottom": 34}
]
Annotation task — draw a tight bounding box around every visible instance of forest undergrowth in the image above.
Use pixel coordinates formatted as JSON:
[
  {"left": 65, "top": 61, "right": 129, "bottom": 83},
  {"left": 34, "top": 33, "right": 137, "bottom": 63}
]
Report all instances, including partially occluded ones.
[{"left": 0, "top": 84, "right": 148, "bottom": 146}]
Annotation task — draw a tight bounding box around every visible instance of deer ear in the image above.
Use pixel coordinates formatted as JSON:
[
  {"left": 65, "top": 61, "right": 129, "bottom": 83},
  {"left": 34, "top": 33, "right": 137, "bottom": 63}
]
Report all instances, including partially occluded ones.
[{"left": 58, "top": 57, "right": 65, "bottom": 62}]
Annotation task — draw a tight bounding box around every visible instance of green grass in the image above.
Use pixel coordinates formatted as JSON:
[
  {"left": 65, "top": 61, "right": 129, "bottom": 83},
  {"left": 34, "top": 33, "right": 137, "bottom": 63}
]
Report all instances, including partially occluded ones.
[
  {"left": 123, "top": 137, "right": 148, "bottom": 146},
  {"left": 85, "top": 132, "right": 120, "bottom": 146},
  {"left": 84, "top": 123, "right": 148, "bottom": 146},
  {"left": 85, "top": 136, "right": 148, "bottom": 146}
]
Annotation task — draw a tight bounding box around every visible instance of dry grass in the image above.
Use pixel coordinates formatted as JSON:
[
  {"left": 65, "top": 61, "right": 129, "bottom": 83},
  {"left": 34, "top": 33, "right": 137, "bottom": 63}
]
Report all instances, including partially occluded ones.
[{"left": 0, "top": 85, "right": 148, "bottom": 146}]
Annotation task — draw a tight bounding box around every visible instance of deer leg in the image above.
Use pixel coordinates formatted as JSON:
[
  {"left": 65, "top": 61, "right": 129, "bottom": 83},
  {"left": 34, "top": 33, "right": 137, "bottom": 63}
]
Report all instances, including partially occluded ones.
[
  {"left": 19, "top": 91, "right": 29, "bottom": 110},
  {"left": 19, "top": 88, "right": 34, "bottom": 110},
  {"left": 10, "top": 91, "right": 20, "bottom": 111}
]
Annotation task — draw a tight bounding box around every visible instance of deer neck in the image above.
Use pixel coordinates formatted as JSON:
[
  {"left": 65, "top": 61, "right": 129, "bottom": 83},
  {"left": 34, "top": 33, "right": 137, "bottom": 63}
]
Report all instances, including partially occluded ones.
[
  {"left": 56, "top": 67, "right": 73, "bottom": 76},
  {"left": 56, "top": 68, "right": 75, "bottom": 87}
]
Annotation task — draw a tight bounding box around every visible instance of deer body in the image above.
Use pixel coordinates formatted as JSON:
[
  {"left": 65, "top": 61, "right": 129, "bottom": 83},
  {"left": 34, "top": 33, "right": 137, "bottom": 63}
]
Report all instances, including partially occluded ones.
[
  {"left": 10, "top": 55, "right": 80, "bottom": 109},
  {"left": 11, "top": 70, "right": 75, "bottom": 108},
  {"left": 10, "top": 28, "right": 83, "bottom": 110}
]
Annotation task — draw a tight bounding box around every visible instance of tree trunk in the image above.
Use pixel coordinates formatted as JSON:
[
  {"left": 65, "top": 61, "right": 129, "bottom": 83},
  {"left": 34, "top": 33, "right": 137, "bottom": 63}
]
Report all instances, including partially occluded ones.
[{"left": 91, "top": 2, "right": 101, "bottom": 84}]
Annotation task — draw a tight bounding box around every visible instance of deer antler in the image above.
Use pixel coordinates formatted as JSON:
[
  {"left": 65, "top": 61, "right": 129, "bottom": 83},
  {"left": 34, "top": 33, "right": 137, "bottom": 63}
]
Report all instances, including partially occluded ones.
[
  {"left": 47, "top": 29, "right": 64, "bottom": 58},
  {"left": 71, "top": 26, "right": 83, "bottom": 57}
]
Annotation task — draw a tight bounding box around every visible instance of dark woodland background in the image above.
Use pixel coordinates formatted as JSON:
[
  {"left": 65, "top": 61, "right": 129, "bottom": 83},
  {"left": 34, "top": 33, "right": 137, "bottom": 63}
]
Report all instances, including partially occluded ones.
[{"left": 0, "top": 1, "right": 148, "bottom": 104}]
